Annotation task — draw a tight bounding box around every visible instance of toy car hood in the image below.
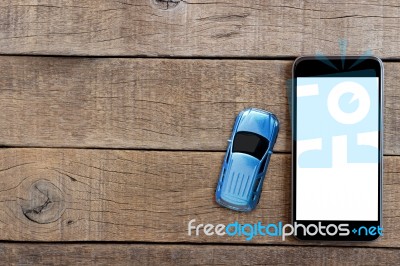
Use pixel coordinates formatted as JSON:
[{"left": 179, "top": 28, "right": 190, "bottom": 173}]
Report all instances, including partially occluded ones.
[{"left": 236, "top": 108, "right": 279, "bottom": 142}]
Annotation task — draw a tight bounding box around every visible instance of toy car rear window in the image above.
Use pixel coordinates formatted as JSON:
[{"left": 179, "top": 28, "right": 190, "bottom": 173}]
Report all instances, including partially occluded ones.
[{"left": 232, "top": 131, "right": 269, "bottom": 160}]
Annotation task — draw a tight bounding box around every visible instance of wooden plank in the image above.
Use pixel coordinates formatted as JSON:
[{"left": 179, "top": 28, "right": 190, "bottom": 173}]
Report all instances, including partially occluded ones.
[
  {"left": 0, "top": 56, "right": 291, "bottom": 152},
  {"left": 0, "top": 0, "right": 400, "bottom": 57},
  {"left": 0, "top": 148, "right": 398, "bottom": 247},
  {"left": 0, "top": 57, "right": 399, "bottom": 154},
  {"left": 1, "top": 243, "right": 399, "bottom": 265}
]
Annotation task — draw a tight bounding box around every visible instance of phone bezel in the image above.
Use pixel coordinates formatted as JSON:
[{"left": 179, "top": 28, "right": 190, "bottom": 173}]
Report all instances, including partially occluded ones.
[{"left": 291, "top": 56, "right": 383, "bottom": 241}]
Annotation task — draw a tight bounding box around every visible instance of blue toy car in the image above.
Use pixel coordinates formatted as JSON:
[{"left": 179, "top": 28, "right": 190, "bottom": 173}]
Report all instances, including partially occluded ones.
[{"left": 215, "top": 108, "right": 279, "bottom": 212}]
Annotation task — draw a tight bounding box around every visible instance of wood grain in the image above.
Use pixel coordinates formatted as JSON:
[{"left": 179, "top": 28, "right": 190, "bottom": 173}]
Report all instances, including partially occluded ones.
[
  {"left": 1, "top": 243, "right": 399, "bottom": 265},
  {"left": 0, "top": 148, "right": 398, "bottom": 247},
  {"left": 0, "top": 0, "right": 400, "bottom": 57},
  {"left": 0, "top": 56, "right": 291, "bottom": 151},
  {"left": 1, "top": 0, "right": 398, "bottom": 263},
  {"left": 0, "top": 57, "right": 398, "bottom": 154}
]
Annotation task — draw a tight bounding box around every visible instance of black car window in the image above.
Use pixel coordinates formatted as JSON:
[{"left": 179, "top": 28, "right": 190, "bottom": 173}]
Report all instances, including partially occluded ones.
[{"left": 232, "top": 131, "right": 269, "bottom": 160}]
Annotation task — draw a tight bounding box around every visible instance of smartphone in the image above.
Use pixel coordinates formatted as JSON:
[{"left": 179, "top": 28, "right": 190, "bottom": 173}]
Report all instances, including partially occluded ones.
[{"left": 292, "top": 56, "right": 383, "bottom": 241}]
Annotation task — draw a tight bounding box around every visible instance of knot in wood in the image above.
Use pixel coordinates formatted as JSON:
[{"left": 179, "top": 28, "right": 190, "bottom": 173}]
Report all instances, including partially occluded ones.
[
  {"left": 152, "top": 0, "right": 182, "bottom": 10},
  {"left": 20, "top": 180, "right": 65, "bottom": 224}
]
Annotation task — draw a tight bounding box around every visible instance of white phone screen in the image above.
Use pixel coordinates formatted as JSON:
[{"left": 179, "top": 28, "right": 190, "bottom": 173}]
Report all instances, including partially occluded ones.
[{"left": 296, "top": 77, "right": 379, "bottom": 221}]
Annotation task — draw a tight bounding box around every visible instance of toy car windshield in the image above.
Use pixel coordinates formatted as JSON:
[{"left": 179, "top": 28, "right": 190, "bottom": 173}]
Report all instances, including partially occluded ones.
[{"left": 232, "top": 131, "right": 269, "bottom": 160}]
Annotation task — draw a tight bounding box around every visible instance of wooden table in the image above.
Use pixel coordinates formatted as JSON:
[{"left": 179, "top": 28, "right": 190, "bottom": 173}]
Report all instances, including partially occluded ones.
[{"left": 0, "top": 1, "right": 399, "bottom": 265}]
